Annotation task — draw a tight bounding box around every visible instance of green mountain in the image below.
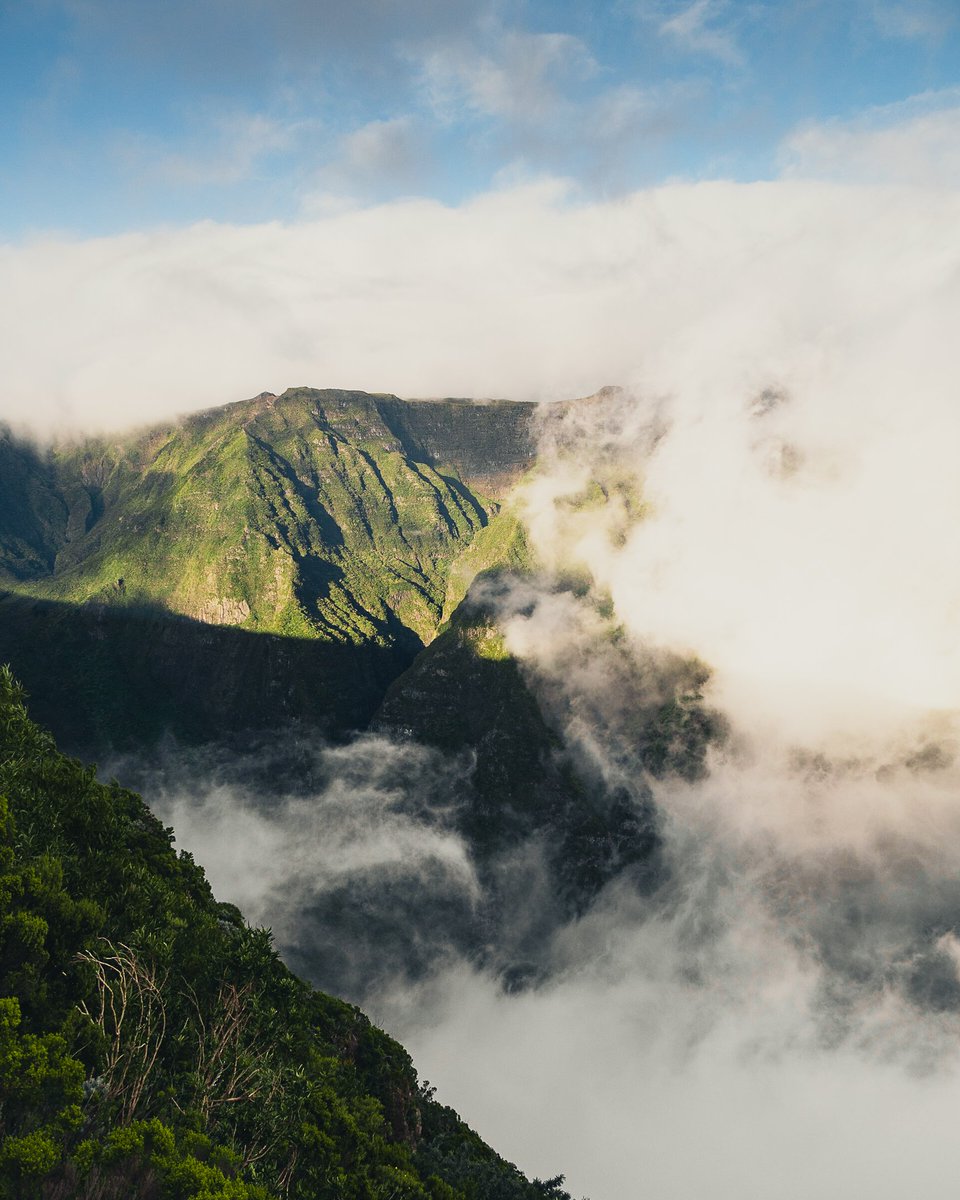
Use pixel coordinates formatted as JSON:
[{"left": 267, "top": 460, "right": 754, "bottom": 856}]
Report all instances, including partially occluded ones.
[
  {"left": 0, "top": 388, "right": 536, "bottom": 751},
  {"left": 34, "top": 388, "right": 533, "bottom": 642},
  {"left": 0, "top": 666, "right": 576, "bottom": 1199}
]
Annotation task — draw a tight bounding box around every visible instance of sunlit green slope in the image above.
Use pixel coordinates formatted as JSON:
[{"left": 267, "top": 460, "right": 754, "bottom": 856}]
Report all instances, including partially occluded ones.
[
  {"left": 0, "top": 389, "right": 536, "bottom": 750},
  {"left": 24, "top": 388, "right": 534, "bottom": 645}
]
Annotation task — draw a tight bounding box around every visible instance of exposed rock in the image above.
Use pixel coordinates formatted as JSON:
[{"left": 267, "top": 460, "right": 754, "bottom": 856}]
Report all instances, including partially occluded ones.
[{"left": 194, "top": 597, "right": 251, "bottom": 626}]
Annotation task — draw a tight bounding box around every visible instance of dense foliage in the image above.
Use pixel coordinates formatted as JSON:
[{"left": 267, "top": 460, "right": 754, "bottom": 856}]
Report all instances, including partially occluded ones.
[{"left": 0, "top": 668, "right": 575, "bottom": 1200}]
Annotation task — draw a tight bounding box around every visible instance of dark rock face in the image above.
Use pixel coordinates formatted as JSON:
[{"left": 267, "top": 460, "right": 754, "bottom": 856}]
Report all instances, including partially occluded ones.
[
  {"left": 374, "top": 395, "right": 537, "bottom": 499},
  {"left": 0, "top": 429, "right": 67, "bottom": 578},
  {"left": 0, "top": 595, "right": 414, "bottom": 755}
]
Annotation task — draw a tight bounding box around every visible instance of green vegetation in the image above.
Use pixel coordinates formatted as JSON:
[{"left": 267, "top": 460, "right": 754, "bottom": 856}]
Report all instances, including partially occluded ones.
[
  {"left": 440, "top": 507, "right": 532, "bottom": 625},
  {"left": 0, "top": 433, "right": 67, "bottom": 581},
  {"left": 0, "top": 667, "right": 575, "bottom": 1200},
  {"left": 0, "top": 390, "right": 536, "bottom": 753},
  {"left": 26, "top": 389, "right": 514, "bottom": 646}
]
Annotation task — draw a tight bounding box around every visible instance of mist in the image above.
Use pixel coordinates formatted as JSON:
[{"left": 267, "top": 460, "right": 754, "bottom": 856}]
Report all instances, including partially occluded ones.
[
  {"left": 128, "top": 734, "right": 484, "bottom": 995},
  {"left": 85, "top": 174, "right": 960, "bottom": 1198},
  {"left": 426, "top": 188, "right": 960, "bottom": 1196},
  {"left": 2, "top": 180, "right": 958, "bottom": 440}
]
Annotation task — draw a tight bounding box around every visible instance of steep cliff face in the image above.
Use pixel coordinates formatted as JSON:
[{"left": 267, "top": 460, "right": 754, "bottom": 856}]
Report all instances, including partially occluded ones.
[
  {"left": 373, "top": 589, "right": 663, "bottom": 978},
  {"left": 0, "top": 596, "right": 411, "bottom": 750},
  {"left": 374, "top": 396, "right": 536, "bottom": 500},
  {"left": 0, "top": 429, "right": 67, "bottom": 579}
]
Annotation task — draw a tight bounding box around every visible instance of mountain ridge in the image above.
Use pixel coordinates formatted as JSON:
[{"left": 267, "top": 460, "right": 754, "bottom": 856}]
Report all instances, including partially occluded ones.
[
  {"left": 0, "top": 388, "right": 540, "bottom": 751},
  {"left": 2, "top": 387, "right": 536, "bottom": 637}
]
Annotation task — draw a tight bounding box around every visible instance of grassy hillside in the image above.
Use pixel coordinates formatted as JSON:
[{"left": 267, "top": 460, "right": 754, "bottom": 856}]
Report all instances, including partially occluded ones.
[
  {"left": 0, "top": 667, "right": 576, "bottom": 1200},
  {"left": 33, "top": 388, "right": 528, "bottom": 645},
  {"left": 0, "top": 390, "right": 536, "bottom": 753}
]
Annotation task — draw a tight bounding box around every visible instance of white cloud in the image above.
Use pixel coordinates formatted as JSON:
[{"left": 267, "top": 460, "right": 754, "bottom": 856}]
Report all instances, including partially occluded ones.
[
  {"left": 385, "top": 224, "right": 960, "bottom": 1185},
  {"left": 635, "top": 0, "right": 744, "bottom": 65},
  {"left": 415, "top": 29, "right": 596, "bottom": 124},
  {"left": 392, "top": 955, "right": 960, "bottom": 1200},
  {"left": 868, "top": 0, "right": 954, "bottom": 41},
  {"left": 299, "top": 116, "right": 428, "bottom": 210},
  {"left": 659, "top": 0, "right": 743, "bottom": 64},
  {"left": 413, "top": 23, "right": 697, "bottom": 185},
  {"left": 780, "top": 89, "right": 960, "bottom": 186},
  {"left": 117, "top": 110, "right": 308, "bottom": 188},
  {"left": 2, "top": 178, "right": 960, "bottom": 443},
  {"left": 142, "top": 735, "right": 480, "bottom": 993},
  {"left": 338, "top": 116, "right": 421, "bottom": 178}
]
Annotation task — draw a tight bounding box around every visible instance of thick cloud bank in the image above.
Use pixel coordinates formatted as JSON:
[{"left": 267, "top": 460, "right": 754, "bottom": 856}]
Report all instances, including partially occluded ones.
[
  {"left": 3, "top": 180, "right": 959, "bottom": 438},
  {"left": 407, "top": 187, "right": 960, "bottom": 1198}
]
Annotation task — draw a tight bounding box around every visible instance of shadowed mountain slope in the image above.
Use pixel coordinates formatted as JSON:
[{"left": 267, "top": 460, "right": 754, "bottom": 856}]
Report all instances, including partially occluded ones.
[{"left": 0, "top": 595, "right": 409, "bottom": 751}]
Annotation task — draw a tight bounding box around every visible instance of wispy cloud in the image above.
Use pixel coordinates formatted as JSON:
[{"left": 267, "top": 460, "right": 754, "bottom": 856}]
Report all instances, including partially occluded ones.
[
  {"left": 415, "top": 29, "right": 597, "bottom": 124},
  {"left": 410, "top": 24, "right": 698, "bottom": 186},
  {"left": 141, "top": 735, "right": 480, "bottom": 995},
  {"left": 299, "top": 116, "right": 429, "bottom": 211},
  {"left": 779, "top": 89, "right": 960, "bottom": 186},
  {"left": 636, "top": 0, "right": 745, "bottom": 65},
  {"left": 661, "top": 0, "right": 744, "bottom": 64},
  {"left": 867, "top": 0, "right": 955, "bottom": 42},
  {"left": 336, "top": 116, "right": 425, "bottom": 184},
  {"left": 116, "top": 110, "right": 312, "bottom": 188}
]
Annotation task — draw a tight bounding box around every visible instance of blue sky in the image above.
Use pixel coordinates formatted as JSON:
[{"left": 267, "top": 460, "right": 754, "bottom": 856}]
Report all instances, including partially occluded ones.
[{"left": 3, "top": 0, "right": 960, "bottom": 237}]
